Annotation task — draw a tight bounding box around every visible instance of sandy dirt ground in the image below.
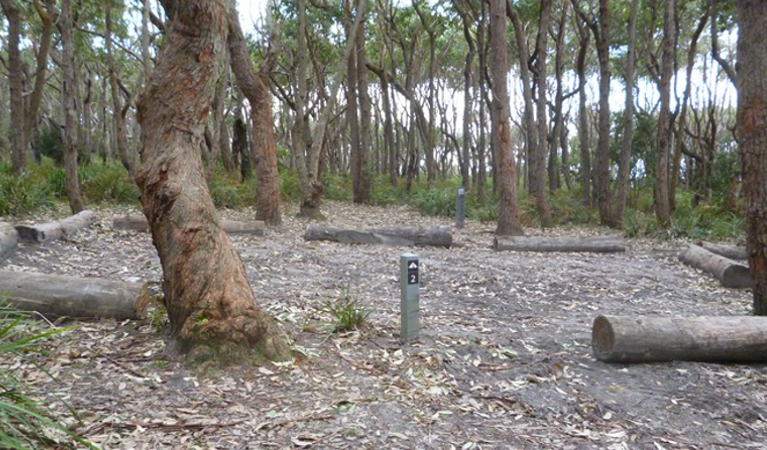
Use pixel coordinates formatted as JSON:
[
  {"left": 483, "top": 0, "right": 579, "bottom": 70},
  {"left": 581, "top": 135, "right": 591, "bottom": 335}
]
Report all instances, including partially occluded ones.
[{"left": 1, "top": 202, "right": 765, "bottom": 449}]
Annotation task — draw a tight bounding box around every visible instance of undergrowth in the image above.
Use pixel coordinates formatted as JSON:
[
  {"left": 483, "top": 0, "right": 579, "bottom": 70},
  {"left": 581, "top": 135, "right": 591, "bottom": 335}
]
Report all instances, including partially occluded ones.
[
  {"left": 0, "top": 302, "right": 94, "bottom": 449},
  {"left": 0, "top": 160, "right": 744, "bottom": 242}
]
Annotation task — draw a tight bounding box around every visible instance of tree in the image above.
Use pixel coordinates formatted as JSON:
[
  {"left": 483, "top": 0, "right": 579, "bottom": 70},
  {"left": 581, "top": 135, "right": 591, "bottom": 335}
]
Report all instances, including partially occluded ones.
[
  {"left": 491, "top": 0, "right": 522, "bottom": 236},
  {"left": 135, "top": 0, "right": 287, "bottom": 360},
  {"left": 654, "top": 0, "right": 675, "bottom": 227},
  {"left": 106, "top": 1, "right": 136, "bottom": 177},
  {"left": 532, "top": 0, "right": 554, "bottom": 227},
  {"left": 574, "top": 0, "right": 612, "bottom": 225},
  {"left": 59, "top": 0, "right": 85, "bottom": 213},
  {"left": 227, "top": 0, "right": 282, "bottom": 225},
  {"left": 736, "top": 0, "right": 767, "bottom": 315},
  {"left": 612, "top": 0, "right": 640, "bottom": 227},
  {"left": 0, "top": 0, "right": 25, "bottom": 174}
]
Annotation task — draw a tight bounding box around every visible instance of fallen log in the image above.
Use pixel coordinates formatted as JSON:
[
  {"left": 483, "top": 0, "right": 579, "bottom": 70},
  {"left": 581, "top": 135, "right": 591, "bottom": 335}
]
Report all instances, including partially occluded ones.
[
  {"left": 592, "top": 315, "right": 767, "bottom": 363},
  {"left": 15, "top": 210, "right": 96, "bottom": 244},
  {"left": 698, "top": 241, "right": 748, "bottom": 261},
  {"left": 0, "top": 222, "right": 18, "bottom": 262},
  {"left": 679, "top": 244, "right": 752, "bottom": 288},
  {"left": 493, "top": 236, "right": 626, "bottom": 253},
  {"left": 0, "top": 270, "right": 149, "bottom": 319},
  {"left": 113, "top": 214, "right": 265, "bottom": 236},
  {"left": 304, "top": 226, "right": 452, "bottom": 248}
]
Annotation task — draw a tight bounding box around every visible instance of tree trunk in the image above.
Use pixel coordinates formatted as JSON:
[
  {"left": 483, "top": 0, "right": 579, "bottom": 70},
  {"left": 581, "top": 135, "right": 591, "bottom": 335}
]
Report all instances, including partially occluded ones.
[
  {"left": 227, "top": 2, "right": 282, "bottom": 224},
  {"left": 592, "top": 315, "right": 767, "bottom": 363},
  {"left": 655, "top": 0, "right": 675, "bottom": 227},
  {"left": 355, "top": 5, "right": 372, "bottom": 203},
  {"left": 459, "top": 8, "right": 475, "bottom": 190},
  {"left": 549, "top": 2, "right": 568, "bottom": 193},
  {"left": 135, "top": 0, "right": 287, "bottom": 361},
  {"left": 0, "top": 270, "right": 149, "bottom": 320},
  {"left": 234, "top": 117, "right": 252, "bottom": 180},
  {"left": 83, "top": 68, "right": 94, "bottom": 164},
  {"left": 736, "top": 0, "right": 767, "bottom": 315},
  {"left": 575, "top": 18, "right": 592, "bottom": 206},
  {"left": 494, "top": 236, "right": 626, "bottom": 253},
  {"left": 305, "top": 225, "right": 452, "bottom": 248},
  {"left": 25, "top": 0, "right": 56, "bottom": 161},
  {"left": 612, "top": 0, "right": 639, "bottom": 227},
  {"left": 594, "top": 0, "right": 612, "bottom": 224},
  {"left": 346, "top": 6, "right": 362, "bottom": 203},
  {"left": 106, "top": 3, "right": 136, "bottom": 177},
  {"left": 532, "top": 0, "right": 553, "bottom": 226},
  {"left": 493, "top": 0, "right": 523, "bottom": 236},
  {"left": 0, "top": 0, "right": 26, "bottom": 173},
  {"left": 679, "top": 244, "right": 752, "bottom": 289},
  {"left": 60, "top": 0, "right": 85, "bottom": 213},
  {"left": 15, "top": 210, "right": 96, "bottom": 244},
  {"left": 0, "top": 222, "right": 18, "bottom": 262}
]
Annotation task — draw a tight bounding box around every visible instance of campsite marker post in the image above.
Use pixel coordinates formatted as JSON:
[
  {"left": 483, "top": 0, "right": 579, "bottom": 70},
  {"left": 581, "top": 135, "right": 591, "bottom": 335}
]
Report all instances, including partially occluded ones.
[{"left": 400, "top": 253, "right": 420, "bottom": 341}]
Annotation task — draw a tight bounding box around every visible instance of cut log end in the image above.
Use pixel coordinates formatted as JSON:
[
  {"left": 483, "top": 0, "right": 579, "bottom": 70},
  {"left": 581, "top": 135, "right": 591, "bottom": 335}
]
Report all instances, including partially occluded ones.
[
  {"left": 591, "top": 315, "right": 616, "bottom": 361},
  {"left": 0, "top": 222, "right": 18, "bottom": 262}
]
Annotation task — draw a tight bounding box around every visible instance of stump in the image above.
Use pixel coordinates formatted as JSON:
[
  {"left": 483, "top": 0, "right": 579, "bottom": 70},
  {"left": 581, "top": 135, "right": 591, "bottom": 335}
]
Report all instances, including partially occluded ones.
[
  {"left": 15, "top": 210, "right": 96, "bottom": 244},
  {"left": 698, "top": 241, "right": 748, "bottom": 261},
  {"left": 0, "top": 270, "right": 150, "bottom": 319},
  {"left": 0, "top": 222, "right": 18, "bottom": 262},
  {"left": 113, "top": 214, "right": 265, "bottom": 236},
  {"left": 493, "top": 236, "right": 626, "bottom": 253},
  {"left": 679, "top": 244, "right": 752, "bottom": 288},
  {"left": 304, "top": 226, "right": 452, "bottom": 248},
  {"left": 592, "top": 315, "right": 767, "bottom": 363}
]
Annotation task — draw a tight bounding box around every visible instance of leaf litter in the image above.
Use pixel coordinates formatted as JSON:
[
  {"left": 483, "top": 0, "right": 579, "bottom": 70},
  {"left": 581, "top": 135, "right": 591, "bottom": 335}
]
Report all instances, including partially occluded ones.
[{"left": 1, "top": 202, "right": 765, "bottom": 449}]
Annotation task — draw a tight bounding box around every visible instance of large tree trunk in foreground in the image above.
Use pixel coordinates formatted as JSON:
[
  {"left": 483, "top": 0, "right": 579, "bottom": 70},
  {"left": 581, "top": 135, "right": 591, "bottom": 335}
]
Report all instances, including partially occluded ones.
[
  {"left": 736, "top": 0, "right": 767, "bottom": 315},
  {"left": 305, "top": 226, "right": 452, "bottom": 248},
  {"left": 679, "top": 244, "right": 752, "bottom": 289},
  {"left": 0, "top": 270, "right": 149, "bottom": 320},
  {"left": 227, "top": 1, "right": 282, "bottom": 225},
  {"left": 592, "top": 315, "right": 767, "bottom": 363},
  {"left": 699, "top": 242, "right": 747, "bottom": 261},
  {"left": 493, "top": 0, "right": 523, "bottom": 236},
  {"left": 493, "top": 236, "right": 626, "bottom": 253},
  {"left": 0, "top": 222, "right": 18, "bottom": 262},
  {"left": 15, "top": 211, "right": 96, "bottom": 244},
  {"left": 113, "top": 214, "right": 264, "bottom": 236},
  {"left": 135, "top": 0, "right": 287, "bottom": 361}
]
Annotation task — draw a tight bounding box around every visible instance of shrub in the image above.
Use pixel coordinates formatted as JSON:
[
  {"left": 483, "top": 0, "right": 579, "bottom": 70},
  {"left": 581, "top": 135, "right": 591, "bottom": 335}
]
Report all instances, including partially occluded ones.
[
  {"left": 321, "top": 285, "right": 370, "bottom": 333},
  {"left": 0, "top": 169, "right": 54, "bottom": 216}
]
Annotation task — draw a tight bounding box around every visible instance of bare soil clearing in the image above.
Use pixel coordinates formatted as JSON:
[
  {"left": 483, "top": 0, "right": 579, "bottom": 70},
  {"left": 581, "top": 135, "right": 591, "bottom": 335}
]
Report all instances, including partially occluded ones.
[{"left": 1, "top": 202, "right": 765, "bottom": 450}]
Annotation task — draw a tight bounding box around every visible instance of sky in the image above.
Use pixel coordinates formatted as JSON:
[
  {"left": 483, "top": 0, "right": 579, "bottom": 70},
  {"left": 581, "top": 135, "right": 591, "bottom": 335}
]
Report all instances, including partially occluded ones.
[{"left": 238, "top": 0, "right": 268, "bottom": 32}]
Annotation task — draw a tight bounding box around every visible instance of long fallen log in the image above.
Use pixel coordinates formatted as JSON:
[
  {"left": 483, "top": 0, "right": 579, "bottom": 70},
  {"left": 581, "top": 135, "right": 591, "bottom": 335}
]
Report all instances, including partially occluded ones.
[
  {"left": 113, "top": 214, "right": 265, "bottom": 236},
  {"left": 592, "top": 315, "right": 767, "bottom": 363},
  {"left": 493, "top": 236, "right": 626, "bottom": 253},
  {"left": 15, "top": 210, "right": 96, "bottom": 244},
  {"left": 0, "top": 222, "right": 18, "bottom": 262},
  {"left": 304, "top": 226, "right": 452, "bottom": 248},
  {"left": 698, "top": 241, "right": 748, "bottom": 261},
  {"left": 0, "top": 270, "right": 150, "bottom": 320},
  {"left": 679, "top": 244, "right": 752, "bottom": 288}
]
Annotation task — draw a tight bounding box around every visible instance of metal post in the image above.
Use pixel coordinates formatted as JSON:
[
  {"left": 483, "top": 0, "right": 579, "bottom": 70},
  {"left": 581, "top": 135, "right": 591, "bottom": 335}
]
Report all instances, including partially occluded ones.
[
  {"left": 455, "top": 187, "right": 465, "bottom": 228},
  {"left": 400, "top": 253, "right": 420, "bottom": 341}
]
